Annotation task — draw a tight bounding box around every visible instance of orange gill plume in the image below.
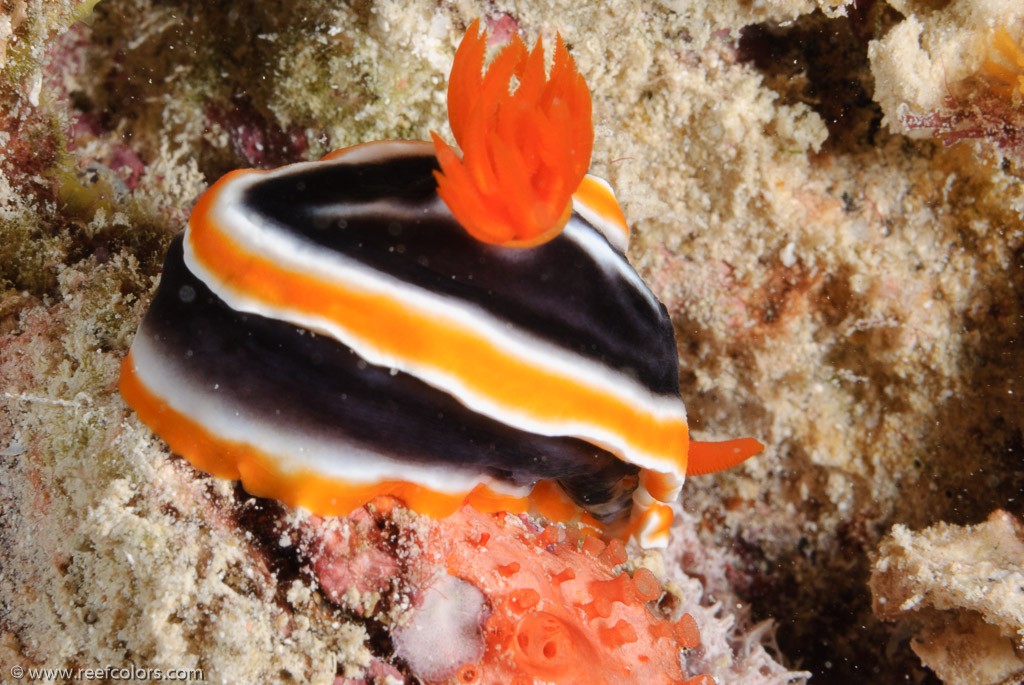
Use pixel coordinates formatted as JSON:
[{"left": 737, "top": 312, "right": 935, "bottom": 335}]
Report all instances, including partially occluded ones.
[{"left": 431, "top": 19, "right": 593, "bottom": 246}]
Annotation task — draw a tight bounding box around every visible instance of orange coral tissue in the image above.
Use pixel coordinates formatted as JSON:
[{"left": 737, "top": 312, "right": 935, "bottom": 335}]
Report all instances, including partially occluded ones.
[{"left": 431, "top": 19, "right": 593, "bottom": 246}]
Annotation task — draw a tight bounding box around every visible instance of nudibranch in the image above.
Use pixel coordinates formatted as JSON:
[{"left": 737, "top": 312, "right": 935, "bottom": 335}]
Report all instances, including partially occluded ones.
[{"left": 119, "top": 19, "right": 761, "bottom": 548}]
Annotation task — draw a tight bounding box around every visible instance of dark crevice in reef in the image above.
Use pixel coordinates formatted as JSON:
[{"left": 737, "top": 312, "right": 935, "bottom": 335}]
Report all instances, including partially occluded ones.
[
  {"left": 228, "top": 486, "right": 417, "bottom": 682},
  {"left": 921, "top": 242, "right": 1024, "bottom": 526},
  {"left": 736, "top": 2, "right": 902, "bottom": 154},
  {"left": 745, "top": 529, "right": 943, "bottom": 685},
  {"left": 229, "top": 487, "right": 307, "bottom": 586}
]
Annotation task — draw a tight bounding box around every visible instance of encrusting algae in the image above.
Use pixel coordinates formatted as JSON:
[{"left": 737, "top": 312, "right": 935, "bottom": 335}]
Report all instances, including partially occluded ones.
[{"left": 872, "top": 11, "right": 1024, "bottom": 160}]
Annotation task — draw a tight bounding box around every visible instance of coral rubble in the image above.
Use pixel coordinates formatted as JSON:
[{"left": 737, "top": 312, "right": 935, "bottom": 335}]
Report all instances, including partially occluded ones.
[{"left": 871, "top": 510, "right": 1024, "bottom": 685}]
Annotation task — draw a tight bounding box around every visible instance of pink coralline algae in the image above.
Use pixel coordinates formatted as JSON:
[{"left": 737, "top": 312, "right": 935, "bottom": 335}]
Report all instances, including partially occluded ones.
[
  {"left": 306, "top": 511, "right": 400, "bottom": 614},
  {"left": 203, "top": 97, "right": 309, "bottom": 169}
]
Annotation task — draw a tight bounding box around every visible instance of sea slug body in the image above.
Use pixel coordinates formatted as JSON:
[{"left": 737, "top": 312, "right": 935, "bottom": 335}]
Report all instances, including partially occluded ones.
[{"left": 119, "top": 19, "right": 761, "bottom": 548}]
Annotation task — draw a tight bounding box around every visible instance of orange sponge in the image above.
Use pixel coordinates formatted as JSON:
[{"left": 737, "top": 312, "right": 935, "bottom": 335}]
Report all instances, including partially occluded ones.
[{"left": 425, "top": 506, "right": 714, "bottom": 685}]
